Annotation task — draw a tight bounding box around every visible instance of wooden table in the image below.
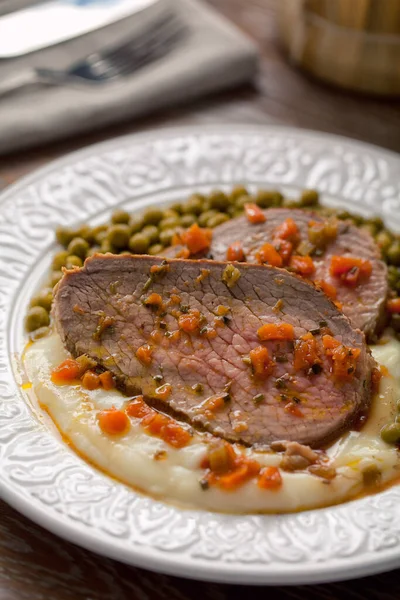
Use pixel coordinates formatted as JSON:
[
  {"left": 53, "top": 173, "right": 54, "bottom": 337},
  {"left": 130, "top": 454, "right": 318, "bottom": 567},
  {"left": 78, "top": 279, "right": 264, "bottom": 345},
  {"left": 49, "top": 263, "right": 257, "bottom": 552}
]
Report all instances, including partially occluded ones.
[{"left": 1, "top": 1, "right": 400, "bottom": 598}]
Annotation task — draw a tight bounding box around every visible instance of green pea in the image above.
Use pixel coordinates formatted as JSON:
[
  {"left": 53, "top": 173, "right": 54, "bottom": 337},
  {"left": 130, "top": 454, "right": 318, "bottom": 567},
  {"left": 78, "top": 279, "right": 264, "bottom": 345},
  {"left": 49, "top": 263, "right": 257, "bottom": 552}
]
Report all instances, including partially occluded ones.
[
  {"left": 300, "top": 189, "right": 319, "bottom": 207},
  {"left": 65, "top": 255, "right": 83, "bottom": 268},
  {"left": 129, "top": 216, "right": 145, "bottom": 234},
  {"left": 180, "top": 214, "right": 197, "bottom": 228},
  {"left": 169, "top": 202, "right": 183, "bottom": 214},
  {"left": 67, "top": 237, "right": 89, "bottom": 259},
  {"left": 256, "top": 190, "right": 284, "bottom": 208},
  {"left": 149, "top": 243, "right": 165, "bottom": 255},
  {"left": 30, "top": 288, "right": 53, "bottom": 312},
  {"left": 51, "top": 271, "right": 63, "bottom": 287},
  {"left": 107, "top": 224, "right": 131, "bottom": 249},
  {"left": 181, "top": 195, "right": 204, "bottom": 215},
  {"left": 207, "top": 213, "right": 230, "bottom": 228},
  {"left": 111, "top": 209, "right": 130, "bottom": 224},
  {"left": 91, "top": 225, "right": 108, "bottom": 244},
  {"left": 336, "top": 210, "right": 353, "bottom": 221},
  {"left": 376, "top": 230, "right": 393, "bottom": 254},
  {"left": 369, "top": 217, "right": 384, "bottom": 232},
  {"left": 208, "top": 190, "right": 230, "bottom": 211},
  {"left": 381, "top": 422, "right": 400, "bottom": 444},
  {"left": 235, "top": 195, "right": 252, "bottom": 210},
  {"left": 387, "top": 241, "right": 400, "bottom": 266},
  {"left": 159, "top": 229, "right": 176, "bottom": 246},
  {"left": 76, "top": 225, "right": 93, "bottom": 242},
  {"left": 234, "top": 209, "right": 245, "bottom": 217},
  {"left": 159, "top": 216, "right": 181, "bottom": 231},
  {"left": 55, "top": 227, "right": 75, "bottom": 248},
  {"left": 142, "top": 225, "right": 159, "bottom": 244},
  {"left": 198, "top": 210, "right": 217, "bottom": 227},
  {"left": 87, "top": 247, "right": 101, "bottom": 257},
  {"left": 283, "top": 199, "right": 300, "bottom": 209},
  {"left": 25, "top": 306, "right": 50, "bottom": 332},
  {"left": 163, "top": 209, "right": 180, "bottom": 220},
  {"left": 100, "top": 240, "right": 115, "bottom": 254},
  {"left": 143, "top": 208, "right": 164, "bottom": 225},
  {"left": 230, "top": 185, "right": 248, "bottom": 201},
  {"left": 129, "top": 233, "right": 150, "bottom": 254},
  {"left": 52, "top": 250, "right": 69, "bottom": 270},
  {"left": 227, "top": 205, "right": 236, "bottom": 217}
]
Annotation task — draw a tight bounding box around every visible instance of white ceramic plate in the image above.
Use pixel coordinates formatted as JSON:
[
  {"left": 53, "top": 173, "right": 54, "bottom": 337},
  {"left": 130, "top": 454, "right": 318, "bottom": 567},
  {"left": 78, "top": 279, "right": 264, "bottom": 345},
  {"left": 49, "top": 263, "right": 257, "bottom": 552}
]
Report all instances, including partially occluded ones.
[{"left": 2, "top": 126, "right": 400, "bottom": 586}]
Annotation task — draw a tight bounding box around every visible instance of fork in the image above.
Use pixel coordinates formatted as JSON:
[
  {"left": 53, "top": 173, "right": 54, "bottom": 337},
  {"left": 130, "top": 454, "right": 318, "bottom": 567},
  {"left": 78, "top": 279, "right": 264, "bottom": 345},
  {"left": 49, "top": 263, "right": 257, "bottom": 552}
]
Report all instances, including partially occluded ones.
[{"left": 0, "top": 11, "right": 185, "bottom": 98}]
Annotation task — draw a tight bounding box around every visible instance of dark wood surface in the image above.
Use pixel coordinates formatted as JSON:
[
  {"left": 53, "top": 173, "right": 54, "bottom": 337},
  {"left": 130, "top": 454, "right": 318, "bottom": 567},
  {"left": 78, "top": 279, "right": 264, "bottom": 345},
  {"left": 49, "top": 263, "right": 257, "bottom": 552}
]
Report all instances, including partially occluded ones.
[{"left": 1, "top": 1, "right": 400, "bottom": 598}]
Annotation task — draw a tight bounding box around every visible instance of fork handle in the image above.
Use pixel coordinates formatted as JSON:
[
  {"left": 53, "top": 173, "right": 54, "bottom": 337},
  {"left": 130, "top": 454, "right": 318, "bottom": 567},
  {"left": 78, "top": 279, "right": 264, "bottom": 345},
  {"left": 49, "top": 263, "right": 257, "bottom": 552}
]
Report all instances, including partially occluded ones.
[{"left": 0, "top": 69, "right": 41, "bottom": 99}]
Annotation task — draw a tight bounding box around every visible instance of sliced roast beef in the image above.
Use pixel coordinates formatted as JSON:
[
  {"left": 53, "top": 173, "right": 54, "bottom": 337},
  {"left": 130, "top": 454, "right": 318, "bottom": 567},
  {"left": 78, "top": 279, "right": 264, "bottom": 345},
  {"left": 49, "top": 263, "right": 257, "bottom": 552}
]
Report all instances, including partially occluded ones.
[
  {"left": 166, "top": 208, "right": 388, "bottom": 341},
  {"left": 53, "top": 254, "right": 376, "bottom": 448}
]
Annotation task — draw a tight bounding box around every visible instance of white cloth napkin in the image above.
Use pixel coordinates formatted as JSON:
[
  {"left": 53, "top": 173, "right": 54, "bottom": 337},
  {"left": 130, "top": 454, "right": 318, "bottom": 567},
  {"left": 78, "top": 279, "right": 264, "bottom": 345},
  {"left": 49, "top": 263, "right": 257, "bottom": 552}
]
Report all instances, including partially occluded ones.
[{"left": 0, "top": 0, "right": 258, "bottom": 155}]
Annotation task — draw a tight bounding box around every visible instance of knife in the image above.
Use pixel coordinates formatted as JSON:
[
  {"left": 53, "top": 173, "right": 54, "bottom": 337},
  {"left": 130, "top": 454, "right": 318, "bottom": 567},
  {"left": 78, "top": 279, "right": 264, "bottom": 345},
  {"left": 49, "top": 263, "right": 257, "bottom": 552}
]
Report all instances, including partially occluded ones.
[{"left": 0, "top": 0, "right": 160, "bottom": 58}]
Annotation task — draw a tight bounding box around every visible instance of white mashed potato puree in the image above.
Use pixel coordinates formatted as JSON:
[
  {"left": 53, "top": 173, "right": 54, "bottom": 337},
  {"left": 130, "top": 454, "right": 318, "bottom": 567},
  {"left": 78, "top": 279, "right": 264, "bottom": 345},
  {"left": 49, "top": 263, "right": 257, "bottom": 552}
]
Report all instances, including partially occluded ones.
[{"left": 23, "top": 332, "right": 400, "bottom": 513}]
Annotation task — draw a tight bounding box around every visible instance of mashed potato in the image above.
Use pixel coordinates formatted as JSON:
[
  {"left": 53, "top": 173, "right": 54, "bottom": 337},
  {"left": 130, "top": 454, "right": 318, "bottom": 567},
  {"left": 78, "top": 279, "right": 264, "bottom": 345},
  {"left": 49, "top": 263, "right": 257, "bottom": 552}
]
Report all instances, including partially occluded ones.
[{"left": 23, "top": 333, "right": 400, "bottom": 513}]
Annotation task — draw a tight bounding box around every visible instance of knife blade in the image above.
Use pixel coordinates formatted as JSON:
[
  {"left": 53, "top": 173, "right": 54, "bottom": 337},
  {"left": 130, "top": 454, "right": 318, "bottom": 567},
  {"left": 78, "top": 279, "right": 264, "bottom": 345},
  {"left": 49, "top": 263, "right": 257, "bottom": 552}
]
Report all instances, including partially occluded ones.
[{"left": 0, "top": 0, "right": 160, "bottom": 58}]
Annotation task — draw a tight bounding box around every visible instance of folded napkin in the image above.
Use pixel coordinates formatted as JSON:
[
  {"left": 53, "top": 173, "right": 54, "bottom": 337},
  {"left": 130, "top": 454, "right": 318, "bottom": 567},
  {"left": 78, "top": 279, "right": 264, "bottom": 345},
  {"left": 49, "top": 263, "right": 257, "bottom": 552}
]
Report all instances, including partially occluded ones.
[{"left": 0, "top": 0, "right": 258, "bottom": 155}]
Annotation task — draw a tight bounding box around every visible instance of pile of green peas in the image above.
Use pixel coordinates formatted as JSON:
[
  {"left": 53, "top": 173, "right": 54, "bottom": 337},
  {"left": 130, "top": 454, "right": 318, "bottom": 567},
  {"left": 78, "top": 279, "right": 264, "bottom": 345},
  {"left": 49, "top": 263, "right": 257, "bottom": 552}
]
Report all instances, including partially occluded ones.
[{"left": 25, "top": 186, "right": 400, "bottom": 338}]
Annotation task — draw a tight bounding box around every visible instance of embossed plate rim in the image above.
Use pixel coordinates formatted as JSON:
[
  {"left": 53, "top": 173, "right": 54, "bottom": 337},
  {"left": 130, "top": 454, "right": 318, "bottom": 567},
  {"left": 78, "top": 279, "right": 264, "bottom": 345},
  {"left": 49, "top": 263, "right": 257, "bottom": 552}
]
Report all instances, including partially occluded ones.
[{"left": 1, "top": 124, "right": 400, "bottom": 585}]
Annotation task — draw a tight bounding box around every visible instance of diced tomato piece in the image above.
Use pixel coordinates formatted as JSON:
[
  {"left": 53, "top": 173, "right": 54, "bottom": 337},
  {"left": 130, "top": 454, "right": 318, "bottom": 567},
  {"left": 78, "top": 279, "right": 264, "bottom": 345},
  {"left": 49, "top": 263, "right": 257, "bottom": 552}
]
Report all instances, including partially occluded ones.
[
  {"left": 330, "top": 256, "right": 372, "bottom": 286},
  {"left": 322, "top": 334, "right": 341, "bottom": 351},
  {"left": 215, "top": 305, "right": 230, "bottom": 317},
  {"left": 172, "top": 232, "right": 182, "bottom": 246},
  {"left": 176, "top": 247, "right": 190, "bottom": 259},
  {"left": 142, "top": 412, "right": 170, "bottom": 435},
  {"left": 99, "top": 371, "right": 115, "bottom": 390},
  {"left": 51, "top": 358, "right": 80, "bottom": 384},
  {"left": 387, "top": 298, "right": 400, "bottom": 314},
  {"left": 289, "top": 255, "right": 315, "bottom": 276},
  {"left": 126, "top": 396, "right": 153, "bottom": 418},
  {"left": 82, "top": 370, "right": 101, "bottom": 390},
  {"left": 203, "top": 395, "right": 226, "bottom": 412},
  {"left": 274, "top": 218, "right": 300, "bottom": 243},
  {"left": 98, "top": 408, "right": 130, "bottom": 435},
  {"left": 315, "top": 280, "right": 337, "bottom": 300},
  {"left": 244, "top": 203, "right": 266, "bottom": 224},
  {"left": 226, "top": 241, "right": 245, "bottom": 262},
  {"left": 136, "top": 344, "right": 153, "bottom": 366},
  {"left": 274, "top": 239, "right": 293, "bottom": 264},
  {"left": 155, "top": 383, "right": 172, "bottom": 400},
  {"left": 257, "top": 466, "right": 282, "bottom": 490},
  {"left": 294, "top": 332, "right": 321, "bottom": 371},
  {"left": 178, "top": 308, "right": 201, "bottom": 332},
  {"left": 323, "top": 335, "right": 360, "bottom": 379},
  {"left": 256, "top": 243, "right": 283, "bottom": 267},
  {"left": 150, "top": 263, "right": 170, "bottom": 275},
  {"left": 144, "top": 293, "right": 163, "bottom": 307},
  {"left": 284, "top": 401, "right": 304, "bottom": 418},
  {"left": 249, "top": 346, "right": 273, "bottom": 379},
  {"left": 162, "top": 422, "right": 192, "bottom": 448},
  {"left": 217, "top": 459, "right": 260, "bottom": 490},
  {"left": 257, "top": 322, "right": 294, "bottom": 341},
  {"left": 181, "top": 224, "right": 212, "bottom": 255}
]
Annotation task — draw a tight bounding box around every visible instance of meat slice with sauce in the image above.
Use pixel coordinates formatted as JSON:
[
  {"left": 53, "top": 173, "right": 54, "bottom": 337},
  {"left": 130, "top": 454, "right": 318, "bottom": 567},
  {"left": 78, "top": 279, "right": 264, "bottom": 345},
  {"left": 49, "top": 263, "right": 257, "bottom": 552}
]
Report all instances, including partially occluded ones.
[
  {"left": 53, "top": 254, "right": 376, "bottom": 448},
  {"left": 166, "top": 208, "right": 388, "bottom": 341}
]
